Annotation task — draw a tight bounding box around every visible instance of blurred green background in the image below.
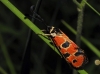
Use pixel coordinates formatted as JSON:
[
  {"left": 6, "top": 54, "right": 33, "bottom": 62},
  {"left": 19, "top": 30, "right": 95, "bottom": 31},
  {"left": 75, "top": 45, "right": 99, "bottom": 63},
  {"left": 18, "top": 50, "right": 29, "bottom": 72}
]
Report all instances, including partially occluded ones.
[{"left": 0, "top": 0, "right": 100, "bottom": 74}]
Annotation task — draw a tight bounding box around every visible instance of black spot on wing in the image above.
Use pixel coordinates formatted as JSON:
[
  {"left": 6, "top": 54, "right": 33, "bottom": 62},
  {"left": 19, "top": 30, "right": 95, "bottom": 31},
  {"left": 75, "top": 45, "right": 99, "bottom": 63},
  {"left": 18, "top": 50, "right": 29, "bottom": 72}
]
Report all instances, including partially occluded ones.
[
  {"left": 62, "top": 41, "right": 70, "bottom": 48},
  {"left": 63, "top": 53, "right": 70, "bottom": 58},
  {"left": 73, "top": 59, "right": 77, "bottom": 63},
  {"left": 74, "top": 48, "right": 88, "bottom": 68},
  {"left": 74, "top": 48, "right": 84, "bottom": 56}
]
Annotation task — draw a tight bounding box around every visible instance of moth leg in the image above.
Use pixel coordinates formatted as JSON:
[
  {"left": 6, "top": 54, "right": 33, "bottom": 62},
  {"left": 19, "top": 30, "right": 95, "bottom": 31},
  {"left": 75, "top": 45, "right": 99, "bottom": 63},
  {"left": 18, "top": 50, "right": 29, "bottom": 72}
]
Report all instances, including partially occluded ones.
[
  {"left": 37, "top": 33, "right": 51, "bottom": 40},
  {"left": 41, "top": 29, "right": 46, "bottom": 32},
  {"left": 38, "top": 33, "right": 63, "bottom": 58},
  {"left": 39, "top": 33, "right": 51, "bottom": 36}
]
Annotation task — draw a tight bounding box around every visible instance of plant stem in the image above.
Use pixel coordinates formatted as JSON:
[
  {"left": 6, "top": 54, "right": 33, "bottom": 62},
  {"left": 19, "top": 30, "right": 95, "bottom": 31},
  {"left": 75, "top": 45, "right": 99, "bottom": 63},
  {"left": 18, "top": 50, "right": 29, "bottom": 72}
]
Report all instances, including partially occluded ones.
[
  {"left": 83, "top": 0, "right": 100, "bottom": 16},
  {"left": 0, "top": 67, "right": 8, "bottom": 74},
  {"left": 76, "top": 8, "right": 84, "bottom": 46},
  {"left": 0, "top": 33, "right": 16, "bottom": 74},
  {"left": 20, "top": 0, "right": 42, "bottom": 74},
  {"left": 73, "top": 0, "right": 86, "bottom": 47},
  {"left": 73, "top": 0, "right": 86, "bottom": 74}
]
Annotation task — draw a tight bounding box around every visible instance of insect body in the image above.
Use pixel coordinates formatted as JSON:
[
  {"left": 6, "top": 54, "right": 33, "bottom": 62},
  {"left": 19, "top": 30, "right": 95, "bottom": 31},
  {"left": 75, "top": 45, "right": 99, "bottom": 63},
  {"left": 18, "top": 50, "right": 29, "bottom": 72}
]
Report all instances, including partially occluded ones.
[
  {"left": 26, "top": 6, "right": 88, "bottom": 69},
  {"left": 41, "top": 26, "right": 88, "bottom": 69}
]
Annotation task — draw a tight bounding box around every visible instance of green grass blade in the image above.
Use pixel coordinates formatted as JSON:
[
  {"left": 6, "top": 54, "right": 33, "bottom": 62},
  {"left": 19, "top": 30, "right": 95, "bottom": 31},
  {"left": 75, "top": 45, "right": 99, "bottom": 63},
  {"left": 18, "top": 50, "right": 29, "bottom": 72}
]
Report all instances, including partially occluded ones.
[
  {"left": 0, "top": 34, "right": 16, "bottom": 74},
  {"left": 0, "top": 67, "right": 7, "bottom": 74},
  {"left": 61, "top": 20, "right": 100, "bottom": 58},
  {"left": 0, "top": 0, "right": 60, "bottom": 55},
  {"left": 78, "top": 70, "right": 88, "bottom": 74},
  {"left": 83, "top": 0, "right": 100, "bottom": 16}
]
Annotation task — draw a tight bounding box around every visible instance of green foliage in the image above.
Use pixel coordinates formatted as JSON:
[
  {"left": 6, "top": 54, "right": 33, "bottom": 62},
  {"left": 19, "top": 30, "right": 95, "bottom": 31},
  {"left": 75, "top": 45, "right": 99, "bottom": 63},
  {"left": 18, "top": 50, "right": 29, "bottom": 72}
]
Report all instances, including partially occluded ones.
[
  {"left": 0, "top": 0, "right": 100, "bottom": 74},
  {"left": 0, "top": 67, "right": 7, "bottom": 74},
  {"left": 0, "top": 34, "right": 16, "bottom": 74},
  {"left": 83, "top": 0, "right": 100, "bottom": 16}
]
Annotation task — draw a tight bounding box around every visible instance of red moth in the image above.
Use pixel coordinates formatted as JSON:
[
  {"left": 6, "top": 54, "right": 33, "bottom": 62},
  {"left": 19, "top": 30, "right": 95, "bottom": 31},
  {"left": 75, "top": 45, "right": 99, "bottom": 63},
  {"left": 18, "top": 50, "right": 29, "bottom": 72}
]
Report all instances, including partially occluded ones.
[{"left": 41, "top": 26, "right": 88, "bottom": 69}]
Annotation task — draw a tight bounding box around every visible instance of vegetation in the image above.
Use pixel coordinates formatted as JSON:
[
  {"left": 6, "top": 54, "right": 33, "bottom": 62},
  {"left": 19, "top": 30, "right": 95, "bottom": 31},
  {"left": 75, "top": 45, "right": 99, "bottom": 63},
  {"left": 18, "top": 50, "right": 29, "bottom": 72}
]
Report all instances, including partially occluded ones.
[{"left": 0, "top": 0, "right": 100, "bottom": 74}]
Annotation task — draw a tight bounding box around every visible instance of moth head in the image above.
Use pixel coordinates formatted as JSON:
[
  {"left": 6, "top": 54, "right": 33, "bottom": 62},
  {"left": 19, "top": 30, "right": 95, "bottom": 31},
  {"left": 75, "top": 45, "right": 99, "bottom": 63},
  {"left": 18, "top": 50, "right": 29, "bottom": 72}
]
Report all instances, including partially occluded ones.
[{"left": 47, "top": 26, "right": 62, "bottom": 37}]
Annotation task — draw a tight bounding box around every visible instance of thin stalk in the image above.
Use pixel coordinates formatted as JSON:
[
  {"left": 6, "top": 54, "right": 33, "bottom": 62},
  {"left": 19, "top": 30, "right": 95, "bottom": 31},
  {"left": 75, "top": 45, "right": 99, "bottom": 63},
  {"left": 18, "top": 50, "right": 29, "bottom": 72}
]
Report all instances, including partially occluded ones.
[
  {"left": 73, "top": 0, "right": 86, "bottom": 51},
  {"left": 73, "top": 0, "right": 86, "bottom": 74},
  {"left": 83, "top": 0, "right": 100, "bottom": 16},
  {"left": 20, "top": 0, "right": 42, "bottom": 74},
  {"left": 0, "top": 67, "right": 8, "bottom": 74},
  {"left": 49, "top": 0, "right": 61, "bottom": 26},
  {"left": 0, "top": 33, "right": 16, "bottom": 74},
  {"left": 76, "top": 9, "right": 84, "bottom": 46}
]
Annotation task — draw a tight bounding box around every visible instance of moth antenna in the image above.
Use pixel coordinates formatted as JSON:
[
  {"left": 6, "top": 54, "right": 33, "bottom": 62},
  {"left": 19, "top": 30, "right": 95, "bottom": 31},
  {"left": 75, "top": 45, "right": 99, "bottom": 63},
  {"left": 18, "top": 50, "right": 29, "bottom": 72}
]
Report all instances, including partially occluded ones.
[
  {"left": 29, "top": 5, "right": 48, "bottom": 27},
  {"left": 32, "top": 12, "right": 47, "bottom": 27}
]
